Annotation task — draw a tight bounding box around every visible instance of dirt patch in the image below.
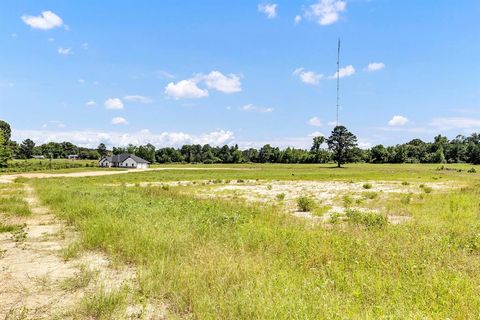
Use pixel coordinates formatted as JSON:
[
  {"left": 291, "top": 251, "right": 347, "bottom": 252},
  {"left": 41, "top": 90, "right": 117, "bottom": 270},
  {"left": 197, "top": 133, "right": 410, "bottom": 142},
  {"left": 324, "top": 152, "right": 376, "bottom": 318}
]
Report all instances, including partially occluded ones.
[
  {"left": 195, "top": 180, "right": 454, "bottom": 224},
  {"left": 0, "top": 184, "right": 165, "bottom": 319}
]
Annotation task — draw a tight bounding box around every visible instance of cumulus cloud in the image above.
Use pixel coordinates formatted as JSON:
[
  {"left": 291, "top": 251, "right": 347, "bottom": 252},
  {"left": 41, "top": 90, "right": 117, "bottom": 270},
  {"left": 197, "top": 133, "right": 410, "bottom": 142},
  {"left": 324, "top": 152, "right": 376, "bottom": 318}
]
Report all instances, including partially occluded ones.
[
  {"left": 388, "top": 115, "right": 409, "bottom": 126},
  {"left": 330, "top": 65, "right": 355, "bottom": 79},
  {"left": 165, "top": 80, "right": 208, "bottom": 99},
  {"left": 258, "top": 3, "right": 278, "bottom": 19},
  {"left": 239, "top": 104, "right": 274, "bottom": 113},
  {"left": 308, "top": 117, "right": 323, "bottom": 127},
  {"left": 294, "top": 15, "right": 302, "bottom": 24},
  {"left": 58, "top": 47, "right": 72, "bottom": 55},
  {"left": 123, "top": 95, "right": 153, "bottom": 104},
  {"left": 12, "top": 129, "right": 235, "bottom": 149},
  {"left": 21, "top": 11, "right": 64, "bottom": 30},
  {"left": 111, "top": 117, "right": 128, "bottom": 125},
  {"left": 104, "top": 98, "right": 124, "bottom": 110},
  {"left": 293, "top": 68, "right": 323, "bottom": 85},
  {"left": 304, "top": 0, "right": 346, "bottom": 26},
  {"left": 365, "top": 62, "right": 386, "bottom": 72},
  {"left": 429, "top": 117, "right": 480, "bottom": 130},
  {"left": 42, "top": 121, "right": 66, "bottom": 129},
  {"left": 308, "top": 131, "right": 324, "bottom": 137},
  {"left": 201, "top": 71, "right": 242, "bottom": 93},
  {"left": 164, "top": 71, "right": 241, "bottom": 99},
  {"left": 85, "top": 100, "right": 96, "bottom": 107}
]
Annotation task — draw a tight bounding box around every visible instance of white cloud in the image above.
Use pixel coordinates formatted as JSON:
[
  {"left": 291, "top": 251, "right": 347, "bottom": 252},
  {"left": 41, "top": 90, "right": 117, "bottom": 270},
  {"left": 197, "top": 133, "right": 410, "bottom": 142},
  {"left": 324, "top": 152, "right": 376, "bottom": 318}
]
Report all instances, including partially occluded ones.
[
  {"left": 85, "top": 100, "right": 96, "bottom": 107},
  {"left": 365, "top": 62, "right": 385, "bottom": 72},
  {"left": 327, "top": 121, "right": 337, "bottom": 126},
  {"left": 42, "top": 120, "right": 65, "bottom": 129},
  {"left": 81, "top": 42, "right": 89, "bottom": 49},
  {"left": 308, "top": 117, "right": 323, "bottom": 127},
  {"left": 48, "top": 37, "right": 55, "bottom": 42},
  {"left": 12, "top": 129, "right": 235, "bottom": 148},
  {"left": 111, "top": 117, "right": 128, "bottom": 125},
  {"left": 293, "top": 68, "right": 323, "bottom": 85},
  {"left": 78, "top": 79, "right": 85, "bottom": 84},
  {"left": 21, "top": 11, "right": 64, "bottom": 30},
  {"left": 308, "top": 131, "right": 324, "bottom": 137},
  {"left": 305, "top": 0, "right": 346, "bottom": 26},
  {"left": 429, "top": 117, "right": 480, "bottom": 130},
  {"left": 258, "top": 3, "right": 278, "bottom": 19},
  {"left": 201, "top": 71, "right": 242, "bottom": 93},
  {"left": 123, "top": 95, "right": 153, "bottom": 104},
  {"left": 11, "top": 33, "right": 17, "bottom": 38},
  {"left": 330, "top": 65, "right": 355, "bottom": 79},
  {"left": 239, "top": 104, "right": 274, "bottom": 113},
  {"left": 58, "top": 47, "right": 72, "bottom": 55},
  {"left": 294, "top": 15, "right": 302, "bottom": 24},
  {"left": 165, "top": 79, "right": 208, "bottom": 99},
  {"left": 388, "top": 115, "right": 409, "bottom": 126},
  {"left": 104, "top": 98, "right": 124, "bottom": 110}
]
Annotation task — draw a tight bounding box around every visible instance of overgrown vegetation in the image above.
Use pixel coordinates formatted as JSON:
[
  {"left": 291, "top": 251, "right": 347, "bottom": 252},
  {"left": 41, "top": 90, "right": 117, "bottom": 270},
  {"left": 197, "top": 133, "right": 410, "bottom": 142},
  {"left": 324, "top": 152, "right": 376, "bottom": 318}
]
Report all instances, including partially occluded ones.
[
  {"left": 30, "top": 165, "right": 480, "bottom": 318},
  {"left": 296, "top": 196, "right": 316, "bottom": 212}
]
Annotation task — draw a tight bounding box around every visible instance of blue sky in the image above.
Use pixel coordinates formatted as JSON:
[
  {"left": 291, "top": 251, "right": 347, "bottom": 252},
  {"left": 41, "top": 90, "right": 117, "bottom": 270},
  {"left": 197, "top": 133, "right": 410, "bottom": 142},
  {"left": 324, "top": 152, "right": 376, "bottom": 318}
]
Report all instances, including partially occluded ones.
[{"left": 1, "top": 0, "right": 479, "bottom": 149}]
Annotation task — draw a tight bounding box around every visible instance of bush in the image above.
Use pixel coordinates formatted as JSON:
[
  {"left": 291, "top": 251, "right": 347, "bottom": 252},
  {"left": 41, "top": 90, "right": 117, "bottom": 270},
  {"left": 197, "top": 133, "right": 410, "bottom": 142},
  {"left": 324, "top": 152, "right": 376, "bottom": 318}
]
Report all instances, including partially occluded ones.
[
  {"left": 296, "top": 196, "right": 316, "bottom": 212},
  {"left": 468, "top": 168, "right": 477, "bottom": 173},
  {"left": 342, "top": 195, "right": 353, "bottom": 208},
  {"left": 276, "top": 193, "right": 286, "bottom": 201},
  {"left": 363, "top": 183, "right": 373, "bottom": 190},
  {"left": 346, "top": 209, "right": 388, "bottom": 228},
  {"left": 362, "top": 191, "right": 378, "bottom": 200},
  {"left": 423, "top": 186, "right": 433, "bottom": 194},
  {"left": 401, "top": 181, "right": 410, "bottom": 186}
]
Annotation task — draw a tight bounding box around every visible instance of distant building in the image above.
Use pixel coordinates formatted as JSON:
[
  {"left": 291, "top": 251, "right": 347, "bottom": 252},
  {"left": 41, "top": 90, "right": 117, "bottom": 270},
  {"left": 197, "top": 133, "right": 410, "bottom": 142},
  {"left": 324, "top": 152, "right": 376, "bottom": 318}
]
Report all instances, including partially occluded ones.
[
  {"left": 99, "top": 153, "right": 150, "bottom": 169},
  {"left": 68, "top": 155, "right": 79, "bottom": 160},
  {"left": 32, "top": 155, "right": 45, "bottom": 159}
]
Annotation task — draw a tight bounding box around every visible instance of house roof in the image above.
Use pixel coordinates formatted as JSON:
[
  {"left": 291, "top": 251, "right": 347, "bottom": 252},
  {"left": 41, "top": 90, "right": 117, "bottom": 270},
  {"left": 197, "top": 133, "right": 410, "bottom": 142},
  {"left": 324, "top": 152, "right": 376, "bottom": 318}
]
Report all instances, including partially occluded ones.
[{"left": 107, "top": 153, "right": 150, "bottom": 164}]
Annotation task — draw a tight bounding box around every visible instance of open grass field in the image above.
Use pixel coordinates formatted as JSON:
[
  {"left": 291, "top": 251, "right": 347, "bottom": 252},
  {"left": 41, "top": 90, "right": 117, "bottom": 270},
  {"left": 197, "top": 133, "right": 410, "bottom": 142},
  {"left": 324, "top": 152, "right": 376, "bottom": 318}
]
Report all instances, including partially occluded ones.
[
  {"left": 0, "top": 159, "right": 109, "bottom": 174},
  {"left": 13, "top": 163, "right": 478, "bottom": 319}
]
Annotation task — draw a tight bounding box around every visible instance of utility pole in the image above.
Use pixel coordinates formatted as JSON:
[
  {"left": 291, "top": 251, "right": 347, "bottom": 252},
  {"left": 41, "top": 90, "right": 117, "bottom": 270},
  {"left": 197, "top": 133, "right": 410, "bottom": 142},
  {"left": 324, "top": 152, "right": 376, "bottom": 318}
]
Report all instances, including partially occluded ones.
[{"left": 336, "top": 38, "right": 341, "bottom": 127}]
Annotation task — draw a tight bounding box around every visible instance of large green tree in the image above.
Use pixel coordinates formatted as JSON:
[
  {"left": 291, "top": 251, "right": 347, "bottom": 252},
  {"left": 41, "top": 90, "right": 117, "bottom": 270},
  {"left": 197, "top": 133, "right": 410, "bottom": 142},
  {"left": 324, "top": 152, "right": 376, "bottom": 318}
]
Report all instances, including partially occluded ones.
[
  {"left": 0, "top": 120, "right": 11, "bottom": 142},
  {"left": 19, "top": 139, "right": 35, "bottom": 159},
  {"left": 326, "top": 125, "right": 358, "bottom": 167},
  {"left": 0, "top": 129, "right": 12, "bottom": 167}
]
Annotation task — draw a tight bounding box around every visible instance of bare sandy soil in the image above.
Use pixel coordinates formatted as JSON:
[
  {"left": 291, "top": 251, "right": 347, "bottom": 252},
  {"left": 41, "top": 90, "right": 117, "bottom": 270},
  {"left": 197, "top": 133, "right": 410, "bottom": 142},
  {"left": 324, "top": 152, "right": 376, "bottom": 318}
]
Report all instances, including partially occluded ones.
[
  {"left": 0, "top": 185, "right": 165, "bottom": 319},
  {"left": 193, "top": 179, "right": 455, "bottom": 224}
]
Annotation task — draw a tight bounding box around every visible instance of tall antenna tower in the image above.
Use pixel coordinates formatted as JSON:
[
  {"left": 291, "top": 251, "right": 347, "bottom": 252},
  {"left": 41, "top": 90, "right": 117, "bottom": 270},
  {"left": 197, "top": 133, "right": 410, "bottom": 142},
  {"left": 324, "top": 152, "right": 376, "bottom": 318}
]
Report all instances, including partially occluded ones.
[{"left": 336, "top": 38, "right": 341, "bottom": 127}]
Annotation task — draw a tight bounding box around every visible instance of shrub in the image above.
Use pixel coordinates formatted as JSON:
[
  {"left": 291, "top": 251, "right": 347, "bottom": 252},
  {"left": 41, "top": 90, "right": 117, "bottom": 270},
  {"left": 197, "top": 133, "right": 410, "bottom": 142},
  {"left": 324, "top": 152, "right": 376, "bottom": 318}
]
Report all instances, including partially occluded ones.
[
  {"left": 363, "top": 183, "right": 373, "bottom": 190},
  {"left": 423, "top": 186, "right": 433, "bottom": 194},
  {"left": 346, "top": 209, "right": 388, "bottom": 228},
  {"left": 362, "top": 191, "right": 378, "bottom": 200},
  {"left": 342, "top": 195, "right": 353, "bottom": 208},
  {"left": 330, "top": 212, "right": 341, "bottom": 224},
  {"left": 401, "top": 181, "right": 410, "bottom": 186},
  {"left": 296, "top": 196, "right": 316, "bottom": 212},
  {"left": 468, "top": 168, "right": 477, "bottom": 173},
  {"left": 276, "top": 193, "right": 286, "bottom": 201}
]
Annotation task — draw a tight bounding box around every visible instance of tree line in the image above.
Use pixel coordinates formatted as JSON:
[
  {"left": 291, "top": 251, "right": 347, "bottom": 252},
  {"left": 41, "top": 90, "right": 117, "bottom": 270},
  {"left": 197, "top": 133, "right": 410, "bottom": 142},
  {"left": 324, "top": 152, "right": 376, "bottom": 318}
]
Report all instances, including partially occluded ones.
[{"left": 1, "top": 119, "right": 480, "bottom": 168}]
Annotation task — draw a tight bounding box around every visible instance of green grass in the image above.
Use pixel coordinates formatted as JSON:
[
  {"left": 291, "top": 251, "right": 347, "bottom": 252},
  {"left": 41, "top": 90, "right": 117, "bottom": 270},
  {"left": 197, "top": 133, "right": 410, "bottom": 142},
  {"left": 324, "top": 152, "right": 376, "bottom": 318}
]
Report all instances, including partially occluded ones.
[
  {"left": 30, "top": 164, "right": 480, "bottom": 318},
  {"left": 76, "top": 287, "right": 127, "bottom": 319},
  {"left": 0, "top": 222, "right": 23, "bottom": 233},
  {"left": 67, "top": 163, "right": 478, "bottom": 185},
  {"left": 0, "top": 159, "right": 99, "bottom": 173},
  {"left": 0, "top": 196, "right": 31, "bottom": 216}
]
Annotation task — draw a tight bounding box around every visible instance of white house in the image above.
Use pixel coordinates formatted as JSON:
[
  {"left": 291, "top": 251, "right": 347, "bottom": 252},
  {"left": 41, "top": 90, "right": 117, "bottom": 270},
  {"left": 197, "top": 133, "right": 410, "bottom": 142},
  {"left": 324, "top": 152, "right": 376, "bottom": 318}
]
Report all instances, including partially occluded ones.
[{"left": 99, "top": 153, "right": 150, "bottom": 169}]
